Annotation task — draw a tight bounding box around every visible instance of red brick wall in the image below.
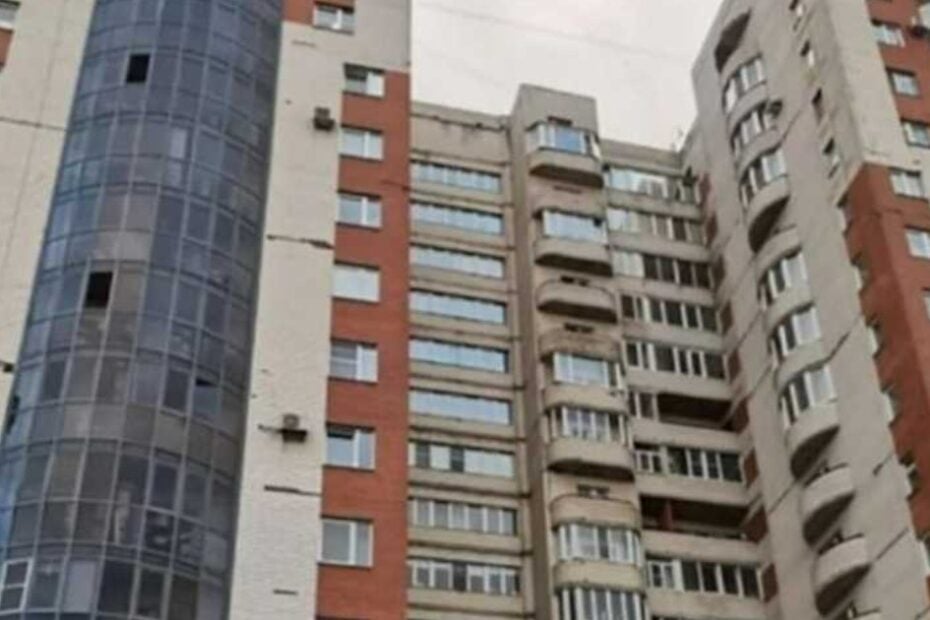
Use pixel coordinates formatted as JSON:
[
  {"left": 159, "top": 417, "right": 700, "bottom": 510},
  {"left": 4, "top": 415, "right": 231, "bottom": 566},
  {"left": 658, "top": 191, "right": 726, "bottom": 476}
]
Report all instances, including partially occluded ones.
[{"left": 316, "top": 72, "right": 411, "bottom": 619}]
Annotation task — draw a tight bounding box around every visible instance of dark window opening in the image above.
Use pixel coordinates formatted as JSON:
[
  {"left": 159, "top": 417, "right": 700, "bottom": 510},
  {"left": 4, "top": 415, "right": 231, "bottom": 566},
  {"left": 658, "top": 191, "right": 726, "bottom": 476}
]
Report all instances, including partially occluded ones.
[
  {"left": 85, "top": 272, "right": 113, "bottom": 308},
  {"left": 126, "top": 54, "right": 151, "bottom": 84}
]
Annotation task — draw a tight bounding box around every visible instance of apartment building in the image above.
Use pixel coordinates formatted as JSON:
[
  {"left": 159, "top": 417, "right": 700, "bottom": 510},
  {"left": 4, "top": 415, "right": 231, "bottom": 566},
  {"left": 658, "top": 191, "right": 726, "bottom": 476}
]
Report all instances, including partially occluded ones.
[{"left": 0, "top": 0, "right": 928, "bottom": 619}]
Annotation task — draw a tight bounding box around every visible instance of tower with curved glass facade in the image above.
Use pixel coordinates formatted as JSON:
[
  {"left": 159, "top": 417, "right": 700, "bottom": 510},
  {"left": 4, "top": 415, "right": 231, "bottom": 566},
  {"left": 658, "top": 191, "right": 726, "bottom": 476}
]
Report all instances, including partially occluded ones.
[{"left": 0, "top": 0, "right": 280, "bottom": 616}]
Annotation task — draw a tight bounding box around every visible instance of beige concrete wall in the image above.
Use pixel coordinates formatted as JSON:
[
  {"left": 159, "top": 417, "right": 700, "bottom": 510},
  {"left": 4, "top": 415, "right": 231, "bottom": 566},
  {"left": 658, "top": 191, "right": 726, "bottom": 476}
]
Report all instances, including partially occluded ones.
[
  {"left": 0, "top": 0, "right": 92, "bottom": 418},
  {"left": 228, "top": 19, "right": 344, "bottom": 619}
]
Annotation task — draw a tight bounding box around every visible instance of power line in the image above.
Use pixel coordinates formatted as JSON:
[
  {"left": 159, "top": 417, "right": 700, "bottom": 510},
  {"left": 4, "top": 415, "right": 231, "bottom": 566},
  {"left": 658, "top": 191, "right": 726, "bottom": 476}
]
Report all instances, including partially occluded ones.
[{"left": 415, "top": 0, "right": 692, "bottom": 65}]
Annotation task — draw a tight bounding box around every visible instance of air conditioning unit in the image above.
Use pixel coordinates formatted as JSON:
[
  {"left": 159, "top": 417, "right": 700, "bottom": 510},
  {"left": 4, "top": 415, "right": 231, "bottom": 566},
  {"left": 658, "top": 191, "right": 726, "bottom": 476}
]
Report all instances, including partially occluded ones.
[
  {"left": 313, "top": 106, "right": 335, "bottom": 131},
  {"left": 280, "top": 413, "right": 308, "bottom": 443}
]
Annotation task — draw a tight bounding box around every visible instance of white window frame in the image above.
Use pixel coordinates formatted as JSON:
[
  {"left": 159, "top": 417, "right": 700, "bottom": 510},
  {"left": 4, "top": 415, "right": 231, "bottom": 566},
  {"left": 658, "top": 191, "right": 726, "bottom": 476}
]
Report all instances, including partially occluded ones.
[
  {"left": 326, "top": 425, "right": 375, "bottom": 470},
  {"left": 892, "top": 169, "right": 926, "bottom": 198},
  {"left": 557, "top": 523, "right": 642, "bottom": 566},
  {"left": 412, "top": 201, "right": 503, "bottom": 235},
  {"left": 344, "top": 64, "right": 385, "bottom": 97},
  {"left": 907, "top": 228, "right": 930, "bottom": 258},
  {"left": 780, "top": 365, "right": 836, "bottom": 427},
  {"left": 552, "top": 352, "right": 619, "bottom": 388},
  {"left": 329, "top": 340, "right": 378, "bottom": 382},
  {"left": 337, "top": 192, "right": 382, "bottom": 228},
  {"left": 314, "top": 3, "right": 355, "bottom": 32},
  {"left": 410, "top": 244, "right": 504, "bottom": 278},
  {"left": 634, "top": 445, "right": 664, "bottom": 474},
  {"left": 410, "top": 338, "right": 508, "bottom": 373},
  {"left": 339, "top": 126, "right": 383, "bottom": 160},
  {"left": 332, "top": 263, "right": 380, "bottom": 302},
  {"left": 890, "top": 69, "right": 920, "bottom": 96},
  {"left": 542, "top": 210, "right": 608, "bottom": 243},
  {"left": 873, "top": 20, "right": 906, "bottom": 46},
  {"left": 409, "top": 389, "right": 511, "bottom": 425},
  {"left": 320, "top": 518, "right": 372, "bottom": 567},
  {"left": 904, "top": 120, "right": 930, "bottom": 148},
  {"left": 529, "top": 122, "right": 599, "bottom": 157},
  {"left": 551, "top": 407, "right": 631, "bottom": 446},
  {"left": 0, "top": 1, "right": 18, "bottom": 30}
]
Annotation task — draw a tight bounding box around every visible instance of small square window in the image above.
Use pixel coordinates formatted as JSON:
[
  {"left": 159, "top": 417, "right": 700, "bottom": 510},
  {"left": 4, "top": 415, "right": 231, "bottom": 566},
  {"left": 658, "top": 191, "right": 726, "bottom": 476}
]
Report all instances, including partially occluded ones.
[
  {"left": 126, "top": 54, "right": 151, "bottom": 84},
  {"left": 85, "top": 272, "right": 113, "bottom": 308},
  {"left": 889, "top": 69, "right": 920, "bottom": 96},
  {"left": 314, "top": 4, "right": 355, "bottom": 33},
  {"left": 344, "top": 64, "right": 385, "bottom": 97}
]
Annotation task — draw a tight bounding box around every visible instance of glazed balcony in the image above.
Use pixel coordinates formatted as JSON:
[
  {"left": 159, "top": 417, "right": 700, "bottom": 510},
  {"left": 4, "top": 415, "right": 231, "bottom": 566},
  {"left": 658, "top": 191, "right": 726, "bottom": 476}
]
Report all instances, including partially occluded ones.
[{"left": 746, "top": 176, "right": 789, "bottom": 252}]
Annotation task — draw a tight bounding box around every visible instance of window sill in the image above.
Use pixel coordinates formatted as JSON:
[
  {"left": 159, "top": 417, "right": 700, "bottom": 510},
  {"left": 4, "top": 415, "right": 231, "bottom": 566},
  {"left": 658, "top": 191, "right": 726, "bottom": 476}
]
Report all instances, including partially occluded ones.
[
  {"left": 313, "top": 25, "right": 355, "bottom": 35},
  {"left": 339, "top": 154, "right": 385, "bottom": 163},
  {"left": 318, "top": 560, "right": 372, "bottom": 570},
  {"left": 324, "top": 463, "right": 376, "bottom": 473},
  {"left": 343, "top": 90, "right": 386, "bottom": 100}
]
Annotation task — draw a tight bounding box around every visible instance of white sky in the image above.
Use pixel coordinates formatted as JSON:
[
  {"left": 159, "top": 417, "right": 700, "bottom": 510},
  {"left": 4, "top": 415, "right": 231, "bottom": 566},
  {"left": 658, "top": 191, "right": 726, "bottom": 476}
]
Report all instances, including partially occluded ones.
[{"left": 411, "top": 0, "right": 724, "bottom": 149}]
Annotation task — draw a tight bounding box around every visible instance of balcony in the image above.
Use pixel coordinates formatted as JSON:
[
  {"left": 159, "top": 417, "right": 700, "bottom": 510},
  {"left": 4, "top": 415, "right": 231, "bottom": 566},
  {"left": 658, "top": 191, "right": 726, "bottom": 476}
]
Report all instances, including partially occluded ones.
[
  {"left": 537, "top": 280, "right": 617, "bottom": 322},
  {"left": 550, "top": 495, "right": 640, "bottom": 529},
  {"left": 543, "top": 383, "right": 626, "bottom": 414},
  {"left": 408, "top": 588, "right": 523, "bottom": 617},
  {"left": 813, "top": 536, "right": 870, "bottom": 614},
  {"left": 539, "top": 328, "right": 622, "bottom": 361},
  {"left": 746, "top": 176, "right": 789, "bottom": 252},
  {"left": 785, "top": 404, "right": 840, "bottom": 477},
  {"left": 800, "top": 465, "right": 855, "bottom": 543},
  {"left": 534, "top": 237, "right": 612, "bottom": 275},
  {"left": 547, "top": 437, "right": 635, "bottom": 480},
  {"left": 528, "top": 149, "right": 604, "bottom": 187},
  {"left": 553, "top": 560, "right": 643, "bottom": 592}
]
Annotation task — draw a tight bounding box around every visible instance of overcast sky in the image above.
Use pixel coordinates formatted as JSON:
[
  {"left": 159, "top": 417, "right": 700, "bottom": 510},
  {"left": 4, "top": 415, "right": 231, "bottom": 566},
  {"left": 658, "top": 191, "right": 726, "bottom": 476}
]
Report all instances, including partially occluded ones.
[{"left": 411, "top": 0, "right": 723, "bottom": 149}]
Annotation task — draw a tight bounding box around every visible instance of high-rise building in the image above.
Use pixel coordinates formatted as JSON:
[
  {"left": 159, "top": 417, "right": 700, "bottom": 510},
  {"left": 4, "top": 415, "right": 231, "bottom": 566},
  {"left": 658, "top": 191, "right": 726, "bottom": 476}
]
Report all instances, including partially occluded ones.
[{"left": 0, "top": 0, "right": 928, "bottom": 619}]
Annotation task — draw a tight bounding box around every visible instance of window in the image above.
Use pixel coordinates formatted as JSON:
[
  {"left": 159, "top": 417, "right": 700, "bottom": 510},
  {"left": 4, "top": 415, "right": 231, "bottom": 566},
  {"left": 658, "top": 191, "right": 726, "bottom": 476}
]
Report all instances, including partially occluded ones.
[
  {"left": 836, "top": 196, "right": 850, "bottom": 231},
  {"left": 730, "top": 104, "right": 775, "bottom": 156},
  {"left": 758, "top": 251, "right": 807, "bottom": 306},
  {"left": 893, "top": 169, "right": 927, "bottom": 198},
  {"left": 326, "top": 426, "right": 374, "bottom": 469},
  {"left": 607, "top": 166, "right": 675, "bottom": 200},
  {"left": 408, "top": 441, "right": 514, "bottom": 477},
  {"left": 0, "top": 560, "right": 29, "bottom": 612},
  {"left": 411, "top": 245, "right": 504, "bottom": 278},
  {"left": 739, "top": 148, "right": 786, "bottom": 205},
  {"left": 0, "top": 1, "right": 19, "bottom": 30},
  {"left": 647, "top": 556, "right": 759, "bottom": 598},
  {"left": 770, "top": 305, "right": 821, "bottom": 360},
  {"left": 321, "top": 518, "right": 371, "bottom": 566},
  {"left": 408, "top": 558, "right": 519, "bottom": 596},
  {"left": 337, "top": 192, "right": 381, "bottom": 228},
  {"left": 408, "top": 498, "right": 516, "bottom": 535},
  {"left": 333, "top": 264, "right": 380, "bottom": 302},
  {"left": 812, "top": 89, "right": 825, "bottom": 121},
  {"left": 635, "top": 444, "right": 664, "bottom": 474},
  {"left": 867, "top": 321, "right": 883, "bottom": 355},
  {"left": 558, "top": 587, "right": 646, "bottom": 620},
  {"left": 920, "top": 535, "right": 930, "bottom": 576},
  {"left": 881, "top": 386, "right": 899, "bottom": 422},
  {"left": 723, "top": 56, "right": 766, "bottom": 112},
  {"left": 607, "top": 208, "right": 703, "bottom": 243},
  {"left": 625, "top": 340, "right": 726, "bottom": 380},
  {"left": 923, "top": 290, "right": 930, "bottom": 319},
  {"left": 578, "top": 485, "right": 610, "bottom": 499},
  {"left": 780, "top": 364, "right": 835, "bottom": 426},
  {"left": 411, "top": 290, "right": 505, "bottom": 324},
  {"left": 412, "top": 161, "right": 501, "bottom": 193},
  {"left": 314, "top": 3, "right": 355, "bottom": 32},
  {"left": 889, "top": 69, "right": 920, "bottom": 96},
  {"left": 85, "top": 271, "right": 113, "bottom": 308},
  {"left": 902, "top": 454, "right": 919, "bottom": 496},
  {"left": 553, "top": 352, "right": 620, "bottom": 388},
  {"left": 852, "top": 256, "right": 867, "bottom": 291},
  {"left": 627, "top": 390, "right": 658, "bottom": 419},
  {"left": 550, "top": 407, "right": 631, "bottom": 445},
  {"left": 542, "top": 210, "right": 607, "bottom": 243},
  {"left": 410, "top": 339, "right": 507, "bottom": 373},
  {"left": 557, "top": 524, "right": 641, "bottom": 565},
  {"left": 344, "top": 64, "right": 385, "bottom": 97},
  {"left": 621, "top": 294, "right": 718, "bottom": 332},
  {"left": 873, "top": 21, "right": 905, "bottom": 46},
  {"left": 823, "top": 139, "right": 841, "bottom": 174},
  {"left": 412, "top": 202, "right": 503, "bottom": 235},
  {"left": 907, "top": 228, "right": 930, "bottom": 258},
  {"left": 528, "top": 121, "right": 598, "bottom": 156},
  {"left": 329, "top": 340, "right": 377, "bottom": 382},
  {"left": 789, "top": 0, "right": 806, "bottom": 24},
  {"left": 801, "top": 41, "right": 817, "bottom": 68},
  {"left": 666, "top": 447, "right": 743, "bottom": 482},
  {"left": 125, "top": 54, "right": 150, "bottom": 83},
  {"left": 409, "top": 389, "right": 511, "bottom": 425},
  {"left": 613, "top": 251, "right": 712, "bottom": 289},
  {"left": 903, "top": 120, "right": 930, "bottom": 148},
  {"left": 340, "top": 127, "right": 383, "bottom": 160}
]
